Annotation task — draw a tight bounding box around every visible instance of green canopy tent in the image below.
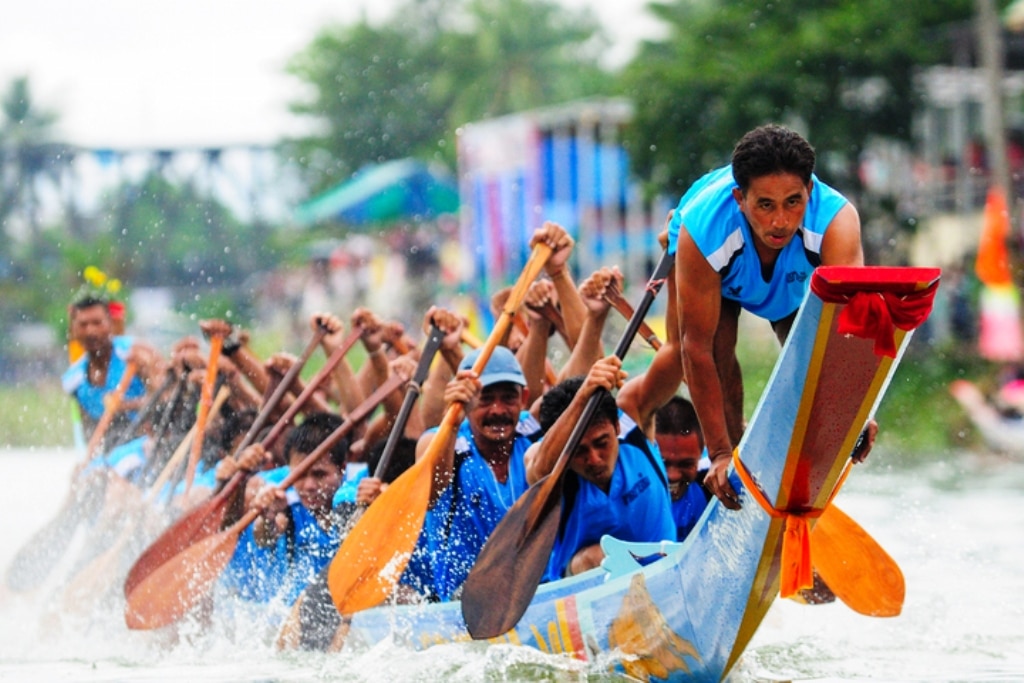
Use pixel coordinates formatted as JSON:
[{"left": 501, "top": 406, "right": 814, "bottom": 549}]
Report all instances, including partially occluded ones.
[{"left": 294, "top": 158, "right": 459, "bottom": 228}]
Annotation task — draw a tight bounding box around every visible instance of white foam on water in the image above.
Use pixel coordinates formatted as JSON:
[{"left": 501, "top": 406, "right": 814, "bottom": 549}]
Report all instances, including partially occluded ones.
[{"left": 2, "top": 447, "right": 1023, "bottom": 681}]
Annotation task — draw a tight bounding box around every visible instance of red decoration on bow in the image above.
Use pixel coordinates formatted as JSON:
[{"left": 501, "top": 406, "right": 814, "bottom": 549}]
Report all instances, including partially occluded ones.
[{"left": 810, "top": 267, "right": 940, "bottom": 358}]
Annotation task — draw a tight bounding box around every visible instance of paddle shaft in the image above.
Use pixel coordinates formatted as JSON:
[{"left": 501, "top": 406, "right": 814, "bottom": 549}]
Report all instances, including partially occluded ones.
[
  {"left": 536, "top": 248, "right": 673, "bottom": 515},
  {"left": 235, "top": 325, "right": 331, "bottom": 455},
  {"left": 210, "top": 325, "right": 363, "bottom": 508},
  {"left": 107, "top": 370, "right": 177, "bottom": 449},
  {"left": 184, "top": 333, "right": 225, "bottom": 493},
  {"left": 373, "top": 324, "right": 444, "bottom": 479},
  {"left": 137, "top": 370, "right": 191, "bottom": 486},
  {"left": 604, "top": 284, "right": 662, "bottom": 350}
]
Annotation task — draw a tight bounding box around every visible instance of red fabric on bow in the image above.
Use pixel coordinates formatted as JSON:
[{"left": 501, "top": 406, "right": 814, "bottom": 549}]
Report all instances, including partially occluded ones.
[{"left": 810, "top": 267, "right": 940, "bottom": 358}]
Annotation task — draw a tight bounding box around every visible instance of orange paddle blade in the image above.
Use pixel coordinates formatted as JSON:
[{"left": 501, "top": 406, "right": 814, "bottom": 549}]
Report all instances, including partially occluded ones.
[
  {"left": 811, "top": 504, "right": 904, "bottom": 617},
  {"left": 326, "top": 453, "right": 434, "bottom": 614},
  {"left": 124, "top": 524, "right": 241, "bottom": 630}
]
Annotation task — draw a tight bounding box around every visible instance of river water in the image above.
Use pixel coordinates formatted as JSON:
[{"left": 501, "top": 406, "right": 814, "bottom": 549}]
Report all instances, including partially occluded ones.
[{"left": 0, "top": 445, "right": 1021, "bottom": 682}]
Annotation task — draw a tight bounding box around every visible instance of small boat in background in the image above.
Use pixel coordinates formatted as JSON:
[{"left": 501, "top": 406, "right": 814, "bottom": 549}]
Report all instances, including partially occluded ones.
[{"left": 949, "top": 379, "right": 1024, "bottom": 458}]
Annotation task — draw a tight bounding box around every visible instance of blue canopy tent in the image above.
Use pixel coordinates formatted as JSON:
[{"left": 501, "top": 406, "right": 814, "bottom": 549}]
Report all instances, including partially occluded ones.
[{"left": 294, "top": 158, "right": 459, "bottom": 228}]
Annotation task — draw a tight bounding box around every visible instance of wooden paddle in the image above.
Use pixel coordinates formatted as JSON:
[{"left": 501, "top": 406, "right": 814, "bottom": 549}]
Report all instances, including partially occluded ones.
[
  {"left": 327, "top": 242, "right": 553, "bottom": 616},
  {"left": 183, "top": 326, "right": 227, "bottom": 493},
  {"left": 61, "top": 387, "right": 232, "bottom": 613},
  {"left": 121, "top": 325, "right": 357, "bottom": 598},
  {"left": 811, "top": 503, "right": 905, "bottom": 617},
  {"left": 461, "top": 249, "right": 673, "bottom": 639},
  {"left": 85, "top": 361, "right": 138, "bottom": 461},
  {"left": 124, "top": 372, "right": 407, "bottom": 630},
  {"left": 604, "top": 282, "right": 662, "bottom": 351}
]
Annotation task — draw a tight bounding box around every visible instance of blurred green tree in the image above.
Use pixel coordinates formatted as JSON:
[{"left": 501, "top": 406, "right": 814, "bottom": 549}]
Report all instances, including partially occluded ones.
[
  {"left": 282, "top": 0, "right": 612, "bottom": 194},
  {"left": 0, "top": 76, "right": 63, "bottom": 246},
  {"left": 619, "top": 0, "right": 977, "bottom": 196}
]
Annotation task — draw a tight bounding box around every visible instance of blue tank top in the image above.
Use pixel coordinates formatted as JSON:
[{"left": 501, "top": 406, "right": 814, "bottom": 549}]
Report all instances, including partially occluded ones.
[
  {"left": 666, "top": 165, "right": 849, "bottom": 321},
  {"left": 280, "top": 501, "right": 342, "bottom": 605},
  {"left": 220, "top": 525, "right": 291, "bottom": 604},
  {"left": 543, "top": 428, "right": 675, "bottom": 582},
  {"left": 62, "top": 336, "right": 147, "bottom": 420},
  {"left": 422, "top": 411, "right": 539, "bottom": 601},
  {"left": 671, "top": 481, "right": 711, "bottom": 541}
]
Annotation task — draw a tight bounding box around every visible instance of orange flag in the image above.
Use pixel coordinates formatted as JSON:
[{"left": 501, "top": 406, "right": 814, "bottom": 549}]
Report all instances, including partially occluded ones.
[{"left": 975, "top": 186, "right": 1013, "bottom": 287}]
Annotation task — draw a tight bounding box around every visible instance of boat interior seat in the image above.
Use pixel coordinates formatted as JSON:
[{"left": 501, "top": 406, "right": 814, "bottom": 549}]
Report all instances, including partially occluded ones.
[{"left": 599, "top": 536, "right": 684, "bottom": 580}]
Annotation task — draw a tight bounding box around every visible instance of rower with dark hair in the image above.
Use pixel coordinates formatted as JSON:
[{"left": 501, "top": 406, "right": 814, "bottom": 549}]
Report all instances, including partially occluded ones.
[
  {"left": 654, "top": 396, "right": 712, "bottom": 541},
  {"left": 528, "top": 356, "right": 675, "bottom": 581},
  {"left": 242, "top": 412, "right": 351, "bottom": 607},
  {"left": 62, "top": 294, "right": 160, "bottom": 436}
]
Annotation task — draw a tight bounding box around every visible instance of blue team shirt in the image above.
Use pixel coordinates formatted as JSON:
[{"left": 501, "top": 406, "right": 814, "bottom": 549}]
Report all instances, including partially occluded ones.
[
  {"left": 62, "top": 336, "right": 147, "bottom": 420},
  {"left": 671, "top": 481, "right": 711, "bottom": 541},
  {"left": 666, "top": 165, "right": 849, "bottom": 321},
  {"left": 544, "top": 425, "right": 675, "bottom": 582},
  {"left": 420, "top": 411, "right": 539, "bottom": 601}
]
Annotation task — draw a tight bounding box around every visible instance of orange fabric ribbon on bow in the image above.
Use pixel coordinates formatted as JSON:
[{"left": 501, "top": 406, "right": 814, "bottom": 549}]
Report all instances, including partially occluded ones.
[{"left": 732, "top": 449, "right": 852, "bottom": 598}]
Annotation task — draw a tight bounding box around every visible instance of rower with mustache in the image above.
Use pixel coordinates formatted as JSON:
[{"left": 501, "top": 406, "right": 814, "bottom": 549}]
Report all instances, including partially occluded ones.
[{"left": 411, "top": 345, "right": 539, "bottom": 602}]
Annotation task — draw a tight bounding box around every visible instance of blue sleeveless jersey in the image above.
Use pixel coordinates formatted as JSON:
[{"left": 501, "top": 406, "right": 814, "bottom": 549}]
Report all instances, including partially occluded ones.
[
  {"left": 666, "top": 165, "right": 849, "bottom": 321},
  {"left": 421, "top": 411, "right": 539, "bottom": 601},
  {"left": 279, "top": 501, "right": 342, "bottom": 605},
  {"left": 671, "top": 481, "right": 711, "bottom": 541},
  {"left": 62, "top": 336, "right": 147, "bottom": 420},
  {"left": 544, "top": 425, "right": 675, "bottom": 582}
]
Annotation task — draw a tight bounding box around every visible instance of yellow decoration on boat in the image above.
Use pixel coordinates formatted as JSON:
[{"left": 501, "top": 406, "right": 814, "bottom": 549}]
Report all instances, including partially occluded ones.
[{"left": 608, "top": 573, "right": 700, "bottom": 680}]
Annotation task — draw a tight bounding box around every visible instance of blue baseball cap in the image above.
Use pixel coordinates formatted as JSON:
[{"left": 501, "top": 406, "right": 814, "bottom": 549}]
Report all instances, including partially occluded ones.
[{"left": 458, "top": 346, "right": 527, "bottom": 387}]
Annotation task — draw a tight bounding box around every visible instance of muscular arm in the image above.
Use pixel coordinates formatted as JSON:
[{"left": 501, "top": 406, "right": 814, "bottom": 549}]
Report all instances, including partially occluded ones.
[
  {"left": 820, "top": 204, "right": 864, "bottom": 266},
  {"left": 676, "top": 229, "right": 733, "bottom": 463}
]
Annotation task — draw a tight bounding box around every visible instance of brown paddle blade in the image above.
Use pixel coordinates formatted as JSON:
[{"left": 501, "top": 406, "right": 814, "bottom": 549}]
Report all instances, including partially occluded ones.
[
  {"left": 122, "top": 487, "right": 233, "bottom": 598},
  {"left": 461, "top": 249, "right": 674, "bottom": 639},
  {"left": 125, "top": 373, "right": 405, "bottom": 629},
  {"left": 124, "top": 518, "right": 246, "bottom": 630},
  {"left": 460, "top": 475, "right": 563, "bottom": 638},
  {"left": 327, "top": 242, "right": 553, "bottom": 615},
  {"left": 811, "top": 504, "right": 904, "bottom": 617}
]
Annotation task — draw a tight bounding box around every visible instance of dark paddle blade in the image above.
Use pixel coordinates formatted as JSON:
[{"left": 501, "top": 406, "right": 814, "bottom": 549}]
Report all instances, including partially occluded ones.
[
  {"left": 124, "top": 522, "right": 243, "bottom": 630},
  {"left": 460, "top": 476, "right": 563, "bottom": 638},
  {"left": 811, "top": 504, "right": 905, "bottom": 617},
  {"left": 461, "top": 249, "right": 674, "bottom": 639}
]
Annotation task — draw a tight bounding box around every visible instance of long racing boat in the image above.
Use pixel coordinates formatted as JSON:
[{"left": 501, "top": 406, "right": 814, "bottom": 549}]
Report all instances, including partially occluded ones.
[{"left": 301, "top": 265, "right": 941, "bottom": 681}]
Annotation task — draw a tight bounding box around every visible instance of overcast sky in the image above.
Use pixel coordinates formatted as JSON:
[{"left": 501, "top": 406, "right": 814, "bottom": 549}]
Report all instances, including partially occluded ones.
[{"left": 0, "top": 0, "right": 664, "bottom": 149}]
